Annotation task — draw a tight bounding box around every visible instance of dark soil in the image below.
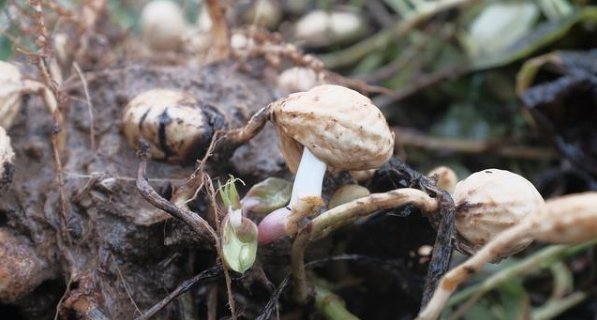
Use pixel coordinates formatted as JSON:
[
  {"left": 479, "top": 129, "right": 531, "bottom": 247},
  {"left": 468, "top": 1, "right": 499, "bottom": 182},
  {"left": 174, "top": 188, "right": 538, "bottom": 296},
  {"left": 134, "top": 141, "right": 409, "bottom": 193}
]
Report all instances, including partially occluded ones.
[
  {"left": 0, "top": 51, "right": 446, "bottom": 318},
  {"left": 1, "top": 60, "right": 286, "bottom": 319}
]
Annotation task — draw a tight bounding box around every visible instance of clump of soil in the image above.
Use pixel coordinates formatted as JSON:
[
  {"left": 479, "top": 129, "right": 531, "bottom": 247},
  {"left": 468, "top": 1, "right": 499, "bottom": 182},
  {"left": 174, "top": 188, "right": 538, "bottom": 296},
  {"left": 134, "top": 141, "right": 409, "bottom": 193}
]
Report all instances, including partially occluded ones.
[{"left": 2, "top": 56, "right": 291, "bottom": 316}]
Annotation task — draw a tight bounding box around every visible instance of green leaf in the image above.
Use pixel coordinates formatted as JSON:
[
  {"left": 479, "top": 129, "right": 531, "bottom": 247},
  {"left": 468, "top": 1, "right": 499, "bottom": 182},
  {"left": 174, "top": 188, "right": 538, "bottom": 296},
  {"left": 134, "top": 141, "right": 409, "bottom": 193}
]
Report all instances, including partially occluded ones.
[
  {"left": 463, "top": 300, "right": 499, "bottom": 320},
  {"left": 242, "top": 177, "right": 292, "bottom": 215},
  {"left": 463, "top": 1, "right": 539, "bottom": 62},
  {"left": 471, "top": 7, "right": 597, "bottom": 70},
  {"left": 497, "top": 280, "right": 530, "bottom": 320}
]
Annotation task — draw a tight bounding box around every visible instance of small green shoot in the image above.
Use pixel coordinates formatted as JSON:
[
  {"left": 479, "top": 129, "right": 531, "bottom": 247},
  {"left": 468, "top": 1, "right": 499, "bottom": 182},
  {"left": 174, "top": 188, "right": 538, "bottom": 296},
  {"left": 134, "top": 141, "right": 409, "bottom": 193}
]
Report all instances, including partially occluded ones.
[
  {"left": 218, "top": 175, "right": 258, "bottom": 273},
  {"left": 218, "top": 175, "right": 244, "bottom": 210}
]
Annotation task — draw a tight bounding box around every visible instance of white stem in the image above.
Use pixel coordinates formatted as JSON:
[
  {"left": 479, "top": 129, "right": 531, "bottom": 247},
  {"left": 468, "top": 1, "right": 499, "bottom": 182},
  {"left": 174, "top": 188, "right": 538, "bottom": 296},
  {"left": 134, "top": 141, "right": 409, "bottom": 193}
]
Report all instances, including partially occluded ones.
[
  {"left": 257, "top": 148, "right": 327, "bottom": 244},
  {"left": 230, "top": 208, "right": 242, "bottom": 229},
  {"left": 290, "top": 148, "right": 327, "bottom": 206}
]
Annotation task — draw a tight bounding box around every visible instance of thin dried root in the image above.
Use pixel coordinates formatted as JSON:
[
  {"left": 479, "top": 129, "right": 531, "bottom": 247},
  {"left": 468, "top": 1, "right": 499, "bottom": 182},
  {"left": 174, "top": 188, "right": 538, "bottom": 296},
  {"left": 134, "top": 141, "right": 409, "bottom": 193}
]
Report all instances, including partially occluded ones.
[
  {"left": 135, "top": 266, "right": 222, "bottom": 320},
  {"left": 136, "top": 141, "right": 219, "bottom": 245},
  {"left": 292, "top": 188, "right": 438, "bottom": 303},
  {"left": 21, "top": 79, "right": 66, "bottom": 151},
  {"left": 27, "top": 0, "right": 71, "bottom": 244}
]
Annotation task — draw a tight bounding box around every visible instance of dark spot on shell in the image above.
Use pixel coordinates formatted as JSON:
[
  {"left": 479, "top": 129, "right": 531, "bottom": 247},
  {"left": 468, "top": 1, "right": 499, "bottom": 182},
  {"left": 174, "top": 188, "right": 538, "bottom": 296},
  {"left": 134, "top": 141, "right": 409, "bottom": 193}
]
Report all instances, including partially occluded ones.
[
  {"left": 139, "top": 108, "right": 151, "bottom": 130},
  {"left": 158, "top": 108, "right": 175, "bottom": 159},
  {"left": 485, "top": 170, "right": 493, "bottom": 174},
  {"left": 175, "top": 103, "right": 227, "bottom": 162},
  {"left": 203, "top": 104, "right": 226, "bottom": 129}
]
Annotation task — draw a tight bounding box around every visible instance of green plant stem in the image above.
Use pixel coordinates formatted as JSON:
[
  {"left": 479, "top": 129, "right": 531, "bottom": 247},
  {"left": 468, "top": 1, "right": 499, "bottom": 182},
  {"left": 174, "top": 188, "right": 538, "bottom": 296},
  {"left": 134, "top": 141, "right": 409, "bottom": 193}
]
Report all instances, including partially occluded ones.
[
  {"left": 448, "top": 240, "right": 597, "bottom": 307},
  {"left": 447, "top": 240, "right": 597, "bottom": 318},
  {"left": 548, "top": 262, "right": 573, "bottom": 301},
  {"left": 319, "top": 0, "right": 481, "bottom": 69},
  {"left": 315, "top": 285, "right": 360, "bottom": 320},
  {"left": 532, "top": 292, "right": 588, "bottom": 320},
  {"left": 292, "top": 189, "right": 437, "bottom": 303}
]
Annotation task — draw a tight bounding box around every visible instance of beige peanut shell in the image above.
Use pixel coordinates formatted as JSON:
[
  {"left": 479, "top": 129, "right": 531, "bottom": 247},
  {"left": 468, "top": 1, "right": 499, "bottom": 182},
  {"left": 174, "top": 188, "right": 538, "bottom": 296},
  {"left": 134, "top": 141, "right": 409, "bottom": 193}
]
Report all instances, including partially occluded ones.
[
  {"left": 141, "top": 0, "right": 186, "bottom": 51},
  {"left": 453, "top": 169, "right": 545, "bottom": 258},
  {"left": 427, "top": 166, "right": 458, "bottom": 194},
  {"left": 0, "top": 61, "right": 23, "bottom": 129},
  {"left": 122, "top": 89, "right": 215, "bottom": 163},
  {"left": 270, "top": 84, "right": 394, "bottom": 173},
  {"left": 276, "top": 67, "right": 319, "bottom": 94}
]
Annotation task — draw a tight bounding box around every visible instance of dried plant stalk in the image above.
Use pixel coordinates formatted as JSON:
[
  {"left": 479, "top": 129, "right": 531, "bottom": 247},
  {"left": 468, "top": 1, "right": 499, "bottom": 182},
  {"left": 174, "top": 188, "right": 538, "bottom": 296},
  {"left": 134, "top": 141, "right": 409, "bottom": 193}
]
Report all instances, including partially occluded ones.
[
  {"left": 136, "top": 142, "right": 219, "bottom": 244},
  {"left": 205, "top": 0, "right": 230, "bottom": 60}
]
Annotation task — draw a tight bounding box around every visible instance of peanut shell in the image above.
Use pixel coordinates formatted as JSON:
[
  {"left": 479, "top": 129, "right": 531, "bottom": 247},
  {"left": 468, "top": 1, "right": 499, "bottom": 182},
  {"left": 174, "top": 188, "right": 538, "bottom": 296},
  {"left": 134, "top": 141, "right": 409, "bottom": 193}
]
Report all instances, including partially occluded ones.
[
  {"left": 122, "top": 89, "right": 218, "bottom": 163},
  {"left": 141, "top": 0, "right": 186, "bottom": 51},
  {"left": 454, "top": 169, "right": 544, "bottom": 257},
  {"left": 271, "top": 85, "right": 394, "bottom": 173},
  {"left": 0, "top": 61, "right": 23, "bottom": 129}
]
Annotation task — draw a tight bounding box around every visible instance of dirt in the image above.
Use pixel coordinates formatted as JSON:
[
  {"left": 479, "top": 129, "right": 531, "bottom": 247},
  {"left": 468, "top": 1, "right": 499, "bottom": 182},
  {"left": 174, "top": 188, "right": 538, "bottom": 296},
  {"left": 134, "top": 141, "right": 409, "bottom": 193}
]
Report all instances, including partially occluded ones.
[
  {"left": 0, "top": 4, "right": 450, "bottom": 319},
  {"left": 0, "top": 59, "right": 290, "bottom": 319},
  {"left": 0, "top": 55, "right": 445, "bottom": 319}
]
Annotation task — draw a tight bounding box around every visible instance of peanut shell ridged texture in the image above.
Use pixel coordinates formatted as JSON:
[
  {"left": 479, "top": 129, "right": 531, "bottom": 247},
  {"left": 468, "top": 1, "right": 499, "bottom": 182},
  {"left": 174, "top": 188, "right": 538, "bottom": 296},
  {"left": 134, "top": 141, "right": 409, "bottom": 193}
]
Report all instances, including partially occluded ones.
[
  {"left": 454, "top": 169, "right": 544, "bottom": 257},
  {"left": 122, "top": 89, "right": 216, "bottom": 163},
  {"left": 0, "top": 61, "right": 23, "bottom": 129},
  {"left": 534, "top": 192, "right": 597, "bottom": 244},
  {"left": 271, "top": 85, "right": 394, "bottom": 173}
]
